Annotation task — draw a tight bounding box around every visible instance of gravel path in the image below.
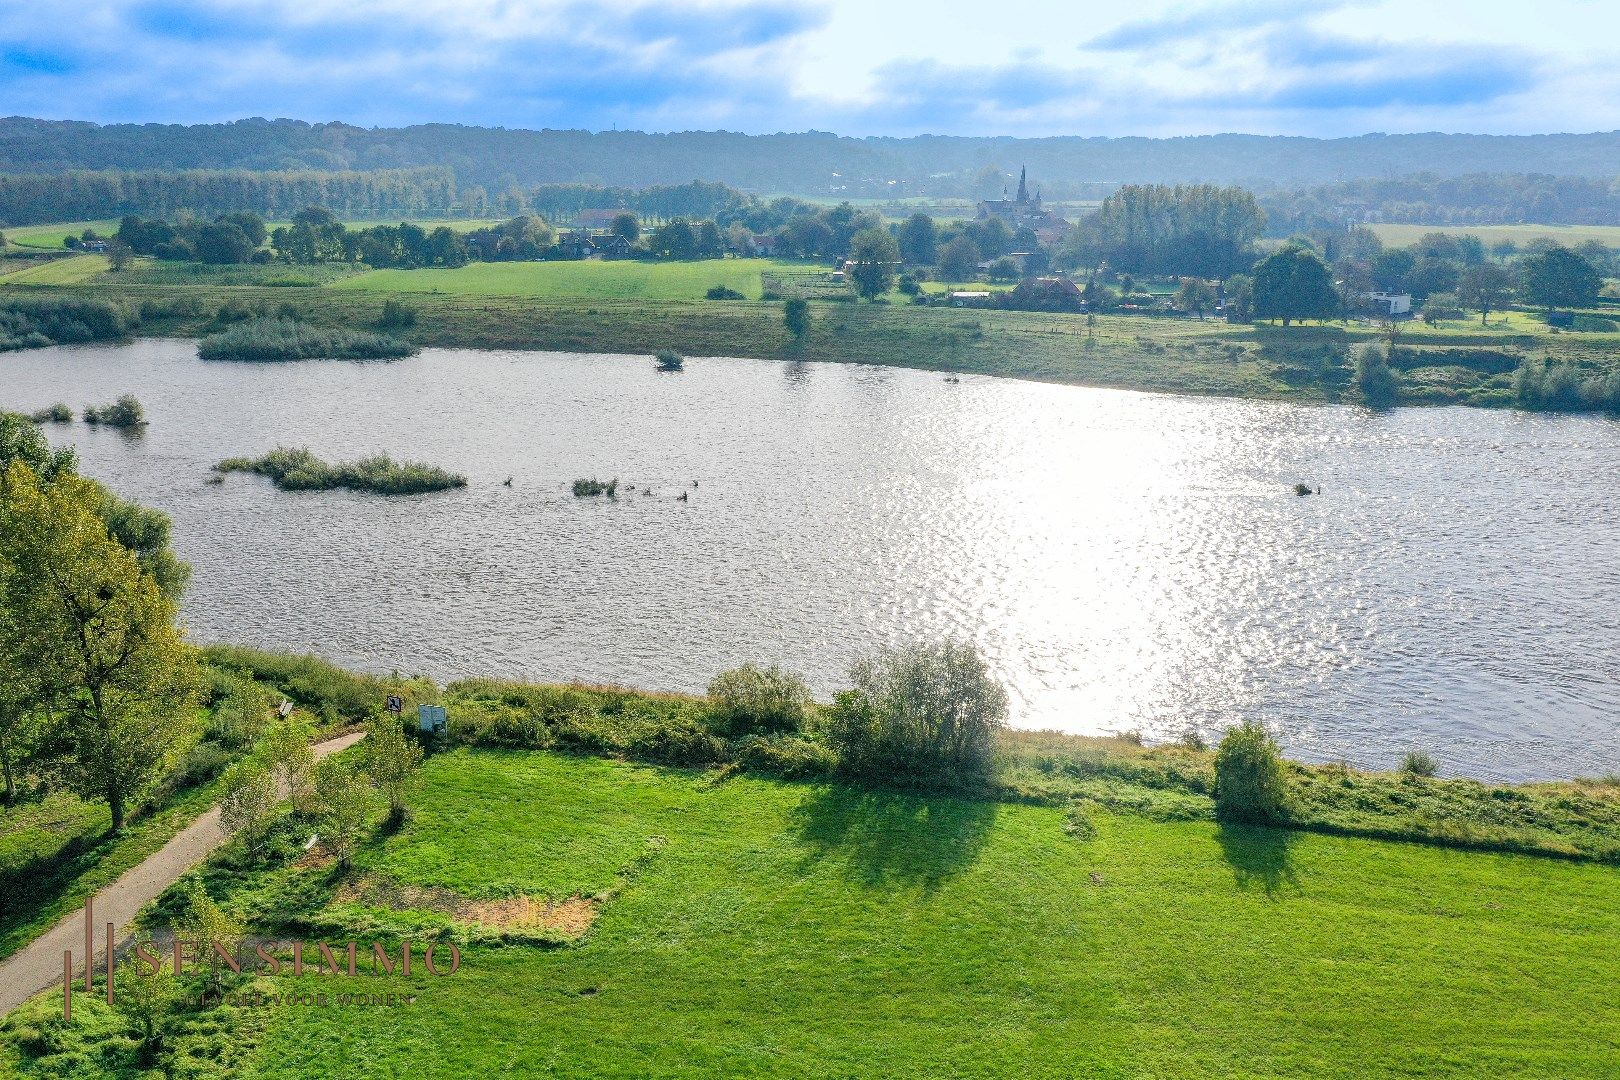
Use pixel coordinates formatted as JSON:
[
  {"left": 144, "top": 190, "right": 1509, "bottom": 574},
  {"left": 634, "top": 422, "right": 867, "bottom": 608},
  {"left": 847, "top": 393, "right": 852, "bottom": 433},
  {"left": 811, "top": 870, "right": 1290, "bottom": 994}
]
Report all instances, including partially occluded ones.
[{"left": 0, "top": 731, "right": 365, "bottom": 1018}]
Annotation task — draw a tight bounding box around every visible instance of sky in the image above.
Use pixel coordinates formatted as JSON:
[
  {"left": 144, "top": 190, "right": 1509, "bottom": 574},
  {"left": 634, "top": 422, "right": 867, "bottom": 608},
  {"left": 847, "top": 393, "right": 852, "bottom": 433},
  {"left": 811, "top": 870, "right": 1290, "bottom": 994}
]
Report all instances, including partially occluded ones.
[{"left": 0, "top": 0, "right": 1615, "bottom": 138}]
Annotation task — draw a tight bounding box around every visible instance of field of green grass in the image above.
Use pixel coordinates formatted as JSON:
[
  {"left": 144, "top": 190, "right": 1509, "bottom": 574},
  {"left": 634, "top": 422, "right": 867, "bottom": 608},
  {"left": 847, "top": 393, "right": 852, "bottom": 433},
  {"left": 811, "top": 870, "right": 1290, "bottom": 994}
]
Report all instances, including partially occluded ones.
[
  {"left": 1, "top": 222, "right": 120, "bottom": 251},
  {"left": 1369, "top": 222, "right": 1620, "bottom": 248},
  {"left": 329, "top": 258, "right": 823, "bottom": 301},
  {"left": 0, "top": 255, "right": 109, "bottom": 285},
  {"left": 9, "top": 748, "right": 1616, "bottom": 1078}
]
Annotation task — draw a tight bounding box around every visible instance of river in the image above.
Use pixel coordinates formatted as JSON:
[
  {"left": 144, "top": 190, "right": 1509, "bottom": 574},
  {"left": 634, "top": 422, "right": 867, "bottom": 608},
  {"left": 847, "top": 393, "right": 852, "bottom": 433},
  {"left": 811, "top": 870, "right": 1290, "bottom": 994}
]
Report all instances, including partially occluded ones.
[{"left": 7, "top": 339, "right": 1619, "bottom": 780}]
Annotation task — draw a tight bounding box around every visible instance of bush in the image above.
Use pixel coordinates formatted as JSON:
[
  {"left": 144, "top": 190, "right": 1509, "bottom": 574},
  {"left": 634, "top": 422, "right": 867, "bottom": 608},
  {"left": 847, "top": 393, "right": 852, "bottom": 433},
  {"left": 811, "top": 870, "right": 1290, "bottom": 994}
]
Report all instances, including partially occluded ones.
[
  {"left": 83, "top": 394, "right": 145, "bottom": 427},
  {"left": 1353, "top": 344, "right": 1398, "bottom": 407},
  {"left": 824, "top": 641, "right": 1008, "bottom": 789},
  {"left": 198, "top": 317, "right": 415, "bottom": 361},
  {"left": 215, "top": 447, "right": 466, "bottom": 495},
  {"left": 1515, "top": 360, "right": 1620, "bottom": 412},
  {"left": 707, "top": 664, "right": 813, "bottom": 737},
  {"left": 1214, "top": 722, "right": 1287, "bottom": 824},
  {"left": 29, "top": 403, "right": 71, "bottom": 424},
  {"left": 704, "top": 285, "right": 744, "bottom": 300},
  {"left": 200, "top": 644, "right": 383, "bottom": 725},
  {"left": 572, "top": 478, "right": 617, "bottom": 497},
  {"left": 731, "top": 734, "right": 837, "bottom": 779},
  {"left": 0, "top": 297, "right": 133, "bottom": 351},
  {"left": 204, "top": 673, "right": 270, "bottom": 749},
  {"left": 654, "top": 349, "right": 685, "bottom": 371},
  {"left": 1401, "top": 750, "right": 1439, "bottom": 778},
  {"left": 377, "top": 299, "right": 417, "bottom": 329}
]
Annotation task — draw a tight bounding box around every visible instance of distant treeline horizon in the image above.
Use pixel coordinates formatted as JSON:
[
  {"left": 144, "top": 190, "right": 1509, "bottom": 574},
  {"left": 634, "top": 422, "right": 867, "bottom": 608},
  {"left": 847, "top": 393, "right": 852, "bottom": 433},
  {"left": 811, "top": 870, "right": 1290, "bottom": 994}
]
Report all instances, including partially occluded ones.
[{"left": 5, "top": 116, "right": 1620, "bottom": 196}]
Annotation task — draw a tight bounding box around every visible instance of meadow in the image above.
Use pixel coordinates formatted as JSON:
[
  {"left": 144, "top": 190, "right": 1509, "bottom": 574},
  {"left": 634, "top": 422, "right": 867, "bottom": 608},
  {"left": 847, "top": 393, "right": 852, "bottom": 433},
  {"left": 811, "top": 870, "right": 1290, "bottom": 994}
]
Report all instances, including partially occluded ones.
[
  {"left": 0, "top": 255, "right": 109, "bottom": 285},
  {"left": 1367, "top": 222, "right": 1620, "bottom": 248},
  {"left": 328, "top": 257, "right": 825, "bottom": 301},
  {"left": 1, "top": 222, "right": 120, "bottom": 251},
  {"left": 8, "top": 748, "right": 1618, "bottom": 1078}
]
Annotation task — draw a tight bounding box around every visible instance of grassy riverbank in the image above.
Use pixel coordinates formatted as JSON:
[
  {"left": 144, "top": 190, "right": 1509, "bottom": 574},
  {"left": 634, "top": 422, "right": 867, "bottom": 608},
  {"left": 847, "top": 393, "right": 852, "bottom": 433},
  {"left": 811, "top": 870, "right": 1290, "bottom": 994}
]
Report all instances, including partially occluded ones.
[
  {"left": 7, "top": 748, "right": 1618, "bottom": 1078},
  {"left": 19, "top": 279, "right": 1620, "bottom": 407}
]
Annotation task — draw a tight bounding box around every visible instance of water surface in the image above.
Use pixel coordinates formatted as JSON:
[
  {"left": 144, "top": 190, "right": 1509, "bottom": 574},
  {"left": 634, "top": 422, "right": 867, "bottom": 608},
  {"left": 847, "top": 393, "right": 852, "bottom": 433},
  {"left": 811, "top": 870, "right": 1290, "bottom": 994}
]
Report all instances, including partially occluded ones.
[{"left": 7, "top": 339, "right": 1618, "bottom": 780}]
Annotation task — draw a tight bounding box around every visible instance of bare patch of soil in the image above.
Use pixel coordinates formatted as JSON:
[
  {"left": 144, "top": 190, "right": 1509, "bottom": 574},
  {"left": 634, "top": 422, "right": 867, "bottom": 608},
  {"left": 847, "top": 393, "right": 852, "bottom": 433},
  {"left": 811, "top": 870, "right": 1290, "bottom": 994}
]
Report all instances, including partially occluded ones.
[{"left": 334, "top": 875, "right": 600, "bottom": 937}]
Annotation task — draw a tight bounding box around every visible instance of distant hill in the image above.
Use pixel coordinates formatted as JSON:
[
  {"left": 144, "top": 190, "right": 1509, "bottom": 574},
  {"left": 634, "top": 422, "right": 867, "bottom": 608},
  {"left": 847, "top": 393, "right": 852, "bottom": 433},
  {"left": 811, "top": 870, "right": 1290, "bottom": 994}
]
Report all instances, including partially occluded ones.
[{"left": 3, "top": 117, "right": 1620, "bottom": 197}]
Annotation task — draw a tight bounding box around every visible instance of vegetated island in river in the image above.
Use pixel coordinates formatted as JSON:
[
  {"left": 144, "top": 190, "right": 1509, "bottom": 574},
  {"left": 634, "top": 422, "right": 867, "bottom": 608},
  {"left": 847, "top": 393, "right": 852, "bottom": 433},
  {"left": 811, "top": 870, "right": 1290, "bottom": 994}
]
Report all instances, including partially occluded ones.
[
  {"left": 197, "top": 316, "right": 415, "bottom": 361},
  {"left": 215, "top": 446, "right": 465, "bottom": 494}
]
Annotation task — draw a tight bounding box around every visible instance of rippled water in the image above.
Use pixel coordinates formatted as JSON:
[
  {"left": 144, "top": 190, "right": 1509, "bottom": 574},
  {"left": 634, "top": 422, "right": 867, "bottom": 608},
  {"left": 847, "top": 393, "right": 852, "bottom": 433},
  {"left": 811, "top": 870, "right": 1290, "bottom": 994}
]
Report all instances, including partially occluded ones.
[{"left": 6, "top": 339, "right": 1619, "bottom": 780}]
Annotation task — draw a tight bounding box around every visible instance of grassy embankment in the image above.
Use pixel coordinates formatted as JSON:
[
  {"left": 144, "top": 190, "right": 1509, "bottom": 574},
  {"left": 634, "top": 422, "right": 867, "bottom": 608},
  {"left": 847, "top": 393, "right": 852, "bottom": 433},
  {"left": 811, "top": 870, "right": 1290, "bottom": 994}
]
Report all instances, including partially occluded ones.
[{"left": 21, "top": 275, "right": 1620, "bottom": 407}]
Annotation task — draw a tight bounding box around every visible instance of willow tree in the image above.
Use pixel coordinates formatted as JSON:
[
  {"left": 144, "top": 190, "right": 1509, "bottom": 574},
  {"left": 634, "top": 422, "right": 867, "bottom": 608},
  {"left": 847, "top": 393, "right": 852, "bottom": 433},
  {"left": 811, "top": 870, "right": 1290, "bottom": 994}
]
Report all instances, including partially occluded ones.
[{"left": 0, "top": 462, "right": 198, "bottom": 830}]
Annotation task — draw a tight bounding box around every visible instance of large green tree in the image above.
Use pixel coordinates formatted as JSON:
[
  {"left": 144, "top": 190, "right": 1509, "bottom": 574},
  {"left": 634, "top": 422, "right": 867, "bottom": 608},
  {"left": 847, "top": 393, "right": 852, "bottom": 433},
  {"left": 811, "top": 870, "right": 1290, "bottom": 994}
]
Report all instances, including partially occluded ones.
[
  {"left": 896, "top": 213, "right": 938, "bottom": 265},
  {"left": 1457, "top": 262, "right": 1514, "bottom": 325},
  {"left": 1251, "top": 244, "right": 1340, "bottom": 326},
  {"left": 846, "top": 227, "right": 900, "bottom": 301},
  {"left": 0, "top": 462, "right": 199, "bottom": 830},
  {"left": 1521, "top": 247, "right": 1600, "bottom": 312}
]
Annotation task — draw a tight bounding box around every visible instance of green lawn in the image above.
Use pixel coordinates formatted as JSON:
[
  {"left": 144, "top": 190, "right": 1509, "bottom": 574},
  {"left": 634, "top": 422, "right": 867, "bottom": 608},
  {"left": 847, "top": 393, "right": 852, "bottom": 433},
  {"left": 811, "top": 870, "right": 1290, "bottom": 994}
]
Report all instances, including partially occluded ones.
[
  {"left": 329, "top": 258, "right": 823, "bottom": 301},
  {"left": 1369, "top": 222, "right": 1620, "bottom": 249},
  {"left": 12, "top": 749, "right": 1615, "bottom": 1078}
]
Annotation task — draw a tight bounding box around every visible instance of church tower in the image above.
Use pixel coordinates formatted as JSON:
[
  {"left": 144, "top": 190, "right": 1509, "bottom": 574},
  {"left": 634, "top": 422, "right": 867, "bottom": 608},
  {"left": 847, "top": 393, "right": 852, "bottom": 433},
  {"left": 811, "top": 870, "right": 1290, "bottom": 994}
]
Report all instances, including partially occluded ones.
[{"left": 1015, "top": 165, "right": 1028, "bottom": 204}]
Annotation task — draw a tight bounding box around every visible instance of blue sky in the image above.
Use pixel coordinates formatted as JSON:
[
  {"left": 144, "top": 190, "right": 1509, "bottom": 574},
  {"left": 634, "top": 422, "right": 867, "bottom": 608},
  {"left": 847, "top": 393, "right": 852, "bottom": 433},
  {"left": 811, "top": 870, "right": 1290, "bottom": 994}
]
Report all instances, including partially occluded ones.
[{"left": 0, "top": 1, "right": 1612, "bottom": 136}]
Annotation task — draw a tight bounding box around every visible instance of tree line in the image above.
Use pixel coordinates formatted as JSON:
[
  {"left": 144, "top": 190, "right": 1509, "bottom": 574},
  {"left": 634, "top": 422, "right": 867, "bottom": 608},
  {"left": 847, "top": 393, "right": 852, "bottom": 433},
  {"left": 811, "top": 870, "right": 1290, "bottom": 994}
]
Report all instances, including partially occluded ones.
[
  {"left": 0, "top": 168, "right": 455, "bottom": 226},
  {"left": 1262, "top": 173, "right": 1620, "bottom": 234}
]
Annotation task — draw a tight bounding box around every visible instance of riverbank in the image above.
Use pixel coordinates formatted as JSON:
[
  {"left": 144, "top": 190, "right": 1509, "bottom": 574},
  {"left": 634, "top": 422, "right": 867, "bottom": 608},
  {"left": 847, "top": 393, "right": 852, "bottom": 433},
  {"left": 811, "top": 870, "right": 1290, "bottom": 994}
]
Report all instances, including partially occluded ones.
[{"left": 20, "top": 281, "right": 1620, "bottom": 408}]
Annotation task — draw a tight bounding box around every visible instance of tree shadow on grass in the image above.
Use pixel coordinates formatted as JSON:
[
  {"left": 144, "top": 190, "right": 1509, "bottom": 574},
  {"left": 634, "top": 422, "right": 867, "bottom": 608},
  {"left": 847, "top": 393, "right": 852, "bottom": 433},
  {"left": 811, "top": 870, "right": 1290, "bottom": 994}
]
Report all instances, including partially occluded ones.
[
  {"left": 1216, "top": 822, "right": 1300, "bottom": 899},
  {"left": 792, "top": 786, "right": 997, "bottom": 895}
]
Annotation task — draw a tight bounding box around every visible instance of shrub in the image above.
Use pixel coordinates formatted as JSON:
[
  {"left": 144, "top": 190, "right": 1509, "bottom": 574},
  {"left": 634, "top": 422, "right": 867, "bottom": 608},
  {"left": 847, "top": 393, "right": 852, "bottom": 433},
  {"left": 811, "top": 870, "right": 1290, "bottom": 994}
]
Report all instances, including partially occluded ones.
[
  {"left": 705, "top": 285, "right": 744, "bottom": 300},
  {"left": 731, "top": 734, "right": 837, "bottom": 779},
  {"left": 215, "top": 447, "right": 466, "bottom": 495},
  {"left": 201, "top": 644, "right": 383, "bottom": 725},
  {"left": 1353, "top": 344, "right": 1398, "bottom": 407},
  {"left": 1515, "top": 359, "right": 1620, "bottom": 412},
  {"left": 377, "top": 299, "right": 417, "bottom": 329},
  {"left": 198, "top": 317, "right": 415, "bottom": 361},
  {"left": 1213, "top": 722, "right": 1287, "bottom": 824},
  {"left": 0, "top": 297, "right": 133, "bottom": 351},
  {"left": 572, "top": 478, "right": 617, "bottom": 497},
  {"left": 782, "top": 297, "right": 809, "bottom": 338},
  {"left": 707, "top": 664, "right": 813, "bottom": 737},
  {"left": 824, "top": 640, "right": 1008, "bottom": 789},
  {"left": 29, "top": 403, "right": 71, "bottom": 424},
  {"left": 1401, "top": 750, "right": 1439, "bottom": 778},
  {"left": 654, "top": 349, "right": 685, "bottom": 371},
  {"left": 204, "top": 673, "right": 270, "bottom": 749},
  {"left": 82, "top": 394, "right": 145, "bottom": 427}
]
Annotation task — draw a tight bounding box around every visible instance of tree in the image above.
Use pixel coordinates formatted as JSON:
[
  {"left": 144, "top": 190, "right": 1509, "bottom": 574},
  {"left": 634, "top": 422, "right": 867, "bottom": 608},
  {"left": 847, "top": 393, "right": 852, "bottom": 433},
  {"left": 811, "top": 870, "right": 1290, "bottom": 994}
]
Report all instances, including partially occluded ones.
[
  {"left": 175, "top": 879, "right": 242, "bottom": 986},
  {"left": 1521, "top": 247, "right": 1600, "bottom": 312},
  {"left": 0, "top": 411, "right": 76, "bottom": 480},
  {"left": 219, "top": 757, "right": 277, "bottom": 860},
  {"left": 1419, "top": 292, "right": 1464, "bottom": 326},
  {"left": 938, "top": 234, "right": 981, "bottom": 281},
  {"left": 1214, "top": 722, "right": 1287, "bottom": 824},
  {"left": 1061, "top": 184, "right": 1264, "bottom": 277},
  {"left": 610, "top": 212, "right": 640, "bottom": 243},
  {"left": 262, "top": 718, "right": 316, "bottom": 815},
  {"left": 113, "top": 960, "right": 181, "bottom": 1066},
  {"left": 195, "top": 221, "right": 255, "bottom": 264},
  {"left": 314, "top": 757, "right": 371, "bottom": 872},
  {"left": 1176, "top": 278, "right": 1217, "bottom": 320},
  {"left": 846, "top": 227, "right": 899, "bottom": 300},
  {"left": 361, "top": 714, "right": 422, "bottom": 827},
  {"left": 896, "top": 213, "right": 938, "bottom": 265},
  {"left": 1405, "top": 256, "right": 1460, "bottom": 299},
  {"left": 824, "top": 641, "right": 1007, "bottom": 788},
  {"left": 782, "top": 297, "right": 809, "bottom": 340},
  {"left": 1251, "top": 244, "right": 1339, "bottom": 326},
  {"left": 1221, "top": 274, "right": 1253, "bottom": 323},
  {"left": 1457, "top": 262, "right": 1514, "bottom": 325},
  {"left": 648, "top": 219, "right": 697, "bottom": 259},
  {"left": 0, "top": 463, "right": 199, "bottom": 831},
  {"left": 106, "top": 239, "right": 134, "bottom": 272}
]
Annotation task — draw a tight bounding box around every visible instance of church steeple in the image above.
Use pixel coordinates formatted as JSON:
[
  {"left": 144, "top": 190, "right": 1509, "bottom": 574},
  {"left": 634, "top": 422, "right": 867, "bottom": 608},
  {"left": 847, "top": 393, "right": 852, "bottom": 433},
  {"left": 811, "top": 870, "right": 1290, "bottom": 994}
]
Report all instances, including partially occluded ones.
[{"left": 1016, "top": 165, "right": 1028, "bottom": 203}]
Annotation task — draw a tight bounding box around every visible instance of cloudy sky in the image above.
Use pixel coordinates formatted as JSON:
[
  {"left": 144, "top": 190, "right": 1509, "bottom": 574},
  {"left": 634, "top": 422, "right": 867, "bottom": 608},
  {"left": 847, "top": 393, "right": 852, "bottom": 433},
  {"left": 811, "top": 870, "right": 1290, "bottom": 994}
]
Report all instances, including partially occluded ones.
[{"left": 0, "top": 0, "right": 1613, "bottom": 137}]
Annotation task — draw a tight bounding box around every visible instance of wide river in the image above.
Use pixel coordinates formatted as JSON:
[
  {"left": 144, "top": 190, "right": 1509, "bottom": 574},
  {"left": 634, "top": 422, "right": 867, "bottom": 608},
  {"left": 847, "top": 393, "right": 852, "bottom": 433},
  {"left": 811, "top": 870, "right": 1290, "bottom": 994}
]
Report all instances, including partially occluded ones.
[{"left": 7, "top": 339, "right": 1619, "bottom": 780}]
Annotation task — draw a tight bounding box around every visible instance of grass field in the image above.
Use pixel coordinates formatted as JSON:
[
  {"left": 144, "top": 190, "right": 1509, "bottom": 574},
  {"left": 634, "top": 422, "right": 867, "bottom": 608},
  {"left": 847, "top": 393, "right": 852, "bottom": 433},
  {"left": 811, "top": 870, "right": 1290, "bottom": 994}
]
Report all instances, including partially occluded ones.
[
  {"left": 1, "top": 222, "right": 120, "bottom": 251},
  {"left": 8, "top": 748, "right": 1616, "bottom": 1078},
  {"left": 1369, "top": 222, "right": 1620, "bottom": 248},
  {"left": 329, "top": 258, "right": 824, "bottom": 301},
  {"left": 0, "top": 254, "right": 109, "bottom": 284}
]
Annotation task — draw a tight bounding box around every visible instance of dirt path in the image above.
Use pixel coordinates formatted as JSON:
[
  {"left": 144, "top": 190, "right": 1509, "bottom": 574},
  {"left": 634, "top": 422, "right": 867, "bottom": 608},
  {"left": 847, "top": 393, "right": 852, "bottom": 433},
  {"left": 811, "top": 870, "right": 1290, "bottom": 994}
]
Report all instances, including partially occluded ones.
[{"left": 0, "top": 731, "right": 365, "bottom": 1018}]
